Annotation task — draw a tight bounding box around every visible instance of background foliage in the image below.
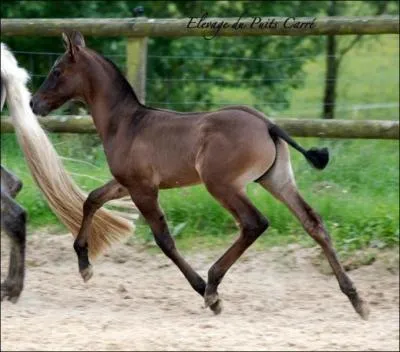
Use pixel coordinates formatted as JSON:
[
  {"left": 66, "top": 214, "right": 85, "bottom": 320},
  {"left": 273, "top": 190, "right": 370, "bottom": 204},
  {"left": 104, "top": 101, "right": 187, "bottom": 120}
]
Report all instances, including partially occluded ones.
[{"left": 1, "top": 1, "right": 399, "bottom": 256}]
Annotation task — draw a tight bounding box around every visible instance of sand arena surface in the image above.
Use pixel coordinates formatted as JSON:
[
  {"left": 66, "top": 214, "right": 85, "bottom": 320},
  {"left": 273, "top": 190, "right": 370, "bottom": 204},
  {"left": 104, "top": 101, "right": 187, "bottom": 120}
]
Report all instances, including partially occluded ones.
[{"left": 1, "top": 232, "right": 399, "bottom": 351}]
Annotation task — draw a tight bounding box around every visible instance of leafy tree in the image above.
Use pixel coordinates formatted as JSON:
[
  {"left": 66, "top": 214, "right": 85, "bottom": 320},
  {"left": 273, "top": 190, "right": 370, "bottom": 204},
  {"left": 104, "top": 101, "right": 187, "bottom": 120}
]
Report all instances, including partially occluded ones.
[{"left": 1, "top": 0, "right": 327, "bottom": 114}]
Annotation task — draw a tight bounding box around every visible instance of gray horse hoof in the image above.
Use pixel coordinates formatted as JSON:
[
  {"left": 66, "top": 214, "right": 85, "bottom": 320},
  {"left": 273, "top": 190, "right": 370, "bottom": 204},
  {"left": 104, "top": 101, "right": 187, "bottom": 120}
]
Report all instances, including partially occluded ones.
[{"left": 1, "top": 281, "right": 22, "bottom": 303}]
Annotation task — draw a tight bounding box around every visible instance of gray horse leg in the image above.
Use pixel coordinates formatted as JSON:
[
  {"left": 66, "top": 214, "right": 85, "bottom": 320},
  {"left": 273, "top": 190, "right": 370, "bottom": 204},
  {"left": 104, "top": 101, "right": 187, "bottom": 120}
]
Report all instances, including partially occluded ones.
[{"left": 1, "top": 167, "right": 26, "bottom": 303}]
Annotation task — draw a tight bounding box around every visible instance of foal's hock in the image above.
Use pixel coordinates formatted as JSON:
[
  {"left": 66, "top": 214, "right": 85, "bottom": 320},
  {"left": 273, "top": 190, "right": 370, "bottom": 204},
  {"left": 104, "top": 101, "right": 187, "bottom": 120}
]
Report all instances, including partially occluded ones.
[{"left": 30, "top": 30, "right": 369, "bottom": 320}]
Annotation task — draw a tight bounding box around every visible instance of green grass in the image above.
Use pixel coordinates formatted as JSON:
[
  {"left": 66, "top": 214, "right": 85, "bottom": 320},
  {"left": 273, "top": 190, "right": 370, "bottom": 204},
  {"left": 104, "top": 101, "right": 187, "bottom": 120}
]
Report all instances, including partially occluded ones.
[
  {"left": 1, "top": 133, "right": 113, "bottom": 229},
  {"left": 1, "top": 34, "right": 398, "bottom": 257},
  {"left": 139, "top": 138, "right": 399, "bottom": 252},
  {"left": 2, "top": 133, "right": 398, "bottom": 255}
]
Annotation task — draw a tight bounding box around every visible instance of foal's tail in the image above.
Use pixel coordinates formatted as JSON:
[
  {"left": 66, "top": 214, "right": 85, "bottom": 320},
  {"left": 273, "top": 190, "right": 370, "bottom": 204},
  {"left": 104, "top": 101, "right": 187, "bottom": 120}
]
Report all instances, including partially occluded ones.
[
  {"left": 268, "top": 123, "right": 329, "bottom": 170},
  {"left": 1, "top": 43, "right": 135, "bottom": 259}
]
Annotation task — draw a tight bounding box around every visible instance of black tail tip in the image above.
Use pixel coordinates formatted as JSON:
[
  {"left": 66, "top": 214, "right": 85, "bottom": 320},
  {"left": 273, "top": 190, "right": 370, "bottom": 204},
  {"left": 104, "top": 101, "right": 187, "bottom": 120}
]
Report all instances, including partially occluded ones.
[{"left": 305, "top": 147, "right": 329, "bottom": 170}]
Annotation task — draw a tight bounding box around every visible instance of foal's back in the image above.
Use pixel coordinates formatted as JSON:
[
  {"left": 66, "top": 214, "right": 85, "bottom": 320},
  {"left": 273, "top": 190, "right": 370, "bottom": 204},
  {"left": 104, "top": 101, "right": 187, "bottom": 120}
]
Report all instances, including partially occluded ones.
[{"left": 113, "top": 106, "right": 276, "bottom": 189}]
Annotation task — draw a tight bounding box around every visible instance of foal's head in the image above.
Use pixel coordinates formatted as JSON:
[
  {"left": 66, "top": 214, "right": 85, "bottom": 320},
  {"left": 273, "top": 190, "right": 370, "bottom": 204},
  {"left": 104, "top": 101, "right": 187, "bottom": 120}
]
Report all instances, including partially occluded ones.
[{"left": 30, "top": 31, "right": 88, "bottom": 116}]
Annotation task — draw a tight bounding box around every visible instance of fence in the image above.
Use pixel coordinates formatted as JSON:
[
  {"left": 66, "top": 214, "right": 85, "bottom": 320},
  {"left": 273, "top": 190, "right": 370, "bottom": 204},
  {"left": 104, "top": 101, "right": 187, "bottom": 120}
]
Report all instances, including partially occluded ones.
[
  {"left": 1, "top": 16, "right": 399, "bottom": 139},
  {"left": 2, "top": 16, "right": 399, "bottom": 36},
  {"left": 2, "top": 115, "right": 398, "bottom": 139}
]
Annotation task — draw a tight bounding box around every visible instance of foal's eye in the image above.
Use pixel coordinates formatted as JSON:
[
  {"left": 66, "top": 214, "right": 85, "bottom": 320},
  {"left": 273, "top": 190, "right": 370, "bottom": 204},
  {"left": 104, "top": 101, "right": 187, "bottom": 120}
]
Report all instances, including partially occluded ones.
[{"left": 53, "top": 69, "right": 61, "bottom": 78}]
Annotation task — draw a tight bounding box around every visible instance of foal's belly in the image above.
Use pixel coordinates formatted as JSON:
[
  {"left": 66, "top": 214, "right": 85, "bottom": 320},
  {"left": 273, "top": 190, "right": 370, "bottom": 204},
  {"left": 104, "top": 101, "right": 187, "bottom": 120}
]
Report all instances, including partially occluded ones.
[
  {"left": 157, "top": 164, "right": 202, "bottom": 189},
  {"left": 159, "top": 177, "right": 202, "bottom": 189}
]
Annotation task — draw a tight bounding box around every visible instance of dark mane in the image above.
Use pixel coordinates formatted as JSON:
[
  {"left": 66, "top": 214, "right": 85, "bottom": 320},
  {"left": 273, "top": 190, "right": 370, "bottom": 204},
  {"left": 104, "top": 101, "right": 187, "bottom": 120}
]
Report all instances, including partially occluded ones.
[
  {"left": 96, "top": 53, "right": 214, "bottom": 117},
  {"left": 100, "top": 54, "right": 145, "bottom": 107},
  {"left": 98, "top": 53, "right": 205, "bottom": 115}
]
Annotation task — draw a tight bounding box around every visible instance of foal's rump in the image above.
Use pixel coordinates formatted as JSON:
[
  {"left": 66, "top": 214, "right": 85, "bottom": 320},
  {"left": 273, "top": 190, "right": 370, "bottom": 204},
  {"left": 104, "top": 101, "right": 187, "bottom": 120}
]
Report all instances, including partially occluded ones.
[
  {"left": 216, "top": 105, "right": 329, "bottom": 171},
  {"left": 195, "top": 108, "right": 277, "bottom": 187}
]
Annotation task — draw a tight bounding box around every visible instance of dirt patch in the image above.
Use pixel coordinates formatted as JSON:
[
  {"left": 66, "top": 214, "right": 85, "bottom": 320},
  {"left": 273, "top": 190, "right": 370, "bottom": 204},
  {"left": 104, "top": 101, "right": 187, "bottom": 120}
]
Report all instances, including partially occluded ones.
[{"left": 1, "top": 233, "right": 399, "bottom": 351}]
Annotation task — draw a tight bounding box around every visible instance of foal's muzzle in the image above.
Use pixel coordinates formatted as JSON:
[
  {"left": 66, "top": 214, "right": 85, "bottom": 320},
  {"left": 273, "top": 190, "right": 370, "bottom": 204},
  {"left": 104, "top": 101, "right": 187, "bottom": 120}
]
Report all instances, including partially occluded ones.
[{"left": 30, "top": 96, "right": 50, "bottom": 116}]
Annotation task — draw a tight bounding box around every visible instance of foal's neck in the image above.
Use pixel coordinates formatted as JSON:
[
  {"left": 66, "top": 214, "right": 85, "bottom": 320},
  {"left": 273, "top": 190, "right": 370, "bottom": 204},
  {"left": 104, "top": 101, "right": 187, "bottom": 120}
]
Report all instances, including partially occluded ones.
[{"left": 84, "top": 51, "right": 145, "bottom": 141}]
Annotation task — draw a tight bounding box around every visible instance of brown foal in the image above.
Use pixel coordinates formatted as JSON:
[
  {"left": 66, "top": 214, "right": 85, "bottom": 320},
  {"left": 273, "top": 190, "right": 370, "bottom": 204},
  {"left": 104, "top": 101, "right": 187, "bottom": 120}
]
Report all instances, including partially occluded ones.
[{"left": 30, "top": 31, "right": 369, "bottom": 319}]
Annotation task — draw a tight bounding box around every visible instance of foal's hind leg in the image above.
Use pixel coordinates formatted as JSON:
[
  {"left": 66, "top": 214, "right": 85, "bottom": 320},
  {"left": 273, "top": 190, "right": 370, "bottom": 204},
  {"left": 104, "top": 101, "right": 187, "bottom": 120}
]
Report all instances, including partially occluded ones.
[
  {"left": 127, "top": 183, "right": 207, "bottom": 299},
  {"left": 258, "top": 140, "right": 369, "bottom": 320},
  {"left": 1, "top": 191, "right": 26, "bottom": 303},
  {"left": 73, "top": 179, "right": 128, "bottom": 282},
  {"left": 202, "top": 183, "right": 269, "bottom": 314}
]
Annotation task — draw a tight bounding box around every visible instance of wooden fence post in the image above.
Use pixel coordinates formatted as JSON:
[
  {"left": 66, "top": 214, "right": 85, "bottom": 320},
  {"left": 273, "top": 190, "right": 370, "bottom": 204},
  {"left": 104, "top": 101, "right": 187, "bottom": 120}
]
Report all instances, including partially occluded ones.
[{"left": 126, "top": 35, "right": 148, "bottom": 104}]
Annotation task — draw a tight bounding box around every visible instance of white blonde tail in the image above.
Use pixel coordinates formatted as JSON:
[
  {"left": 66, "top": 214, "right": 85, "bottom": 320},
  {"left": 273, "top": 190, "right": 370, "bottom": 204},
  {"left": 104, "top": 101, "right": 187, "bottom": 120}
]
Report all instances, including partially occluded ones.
[{"left": 1, "top": 43, "right": 135, "bottom": 258}]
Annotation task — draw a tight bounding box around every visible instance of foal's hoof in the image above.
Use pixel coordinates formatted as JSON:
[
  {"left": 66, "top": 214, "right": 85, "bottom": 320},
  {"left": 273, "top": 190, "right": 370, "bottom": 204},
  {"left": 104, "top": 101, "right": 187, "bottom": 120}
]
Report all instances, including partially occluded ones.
[
  {"left": 348, "top": 290, "right": 370, "bottom": 321},
  {"left": 80, "top": 265, "right": 93, "bottom": 283},
  {"left": 209, "top": 298, "right": 223, "bottom": 315},
  {"left": 354, "top": 297, "right": 370, "bottom": 321},
  {"left": 204, "top": 293, "right": 223, "bottom": 315}
]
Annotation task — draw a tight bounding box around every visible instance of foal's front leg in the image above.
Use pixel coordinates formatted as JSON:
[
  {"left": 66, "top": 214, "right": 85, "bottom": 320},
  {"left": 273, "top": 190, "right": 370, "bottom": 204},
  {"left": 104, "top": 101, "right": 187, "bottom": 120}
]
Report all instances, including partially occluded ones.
[
  {"left": 74, "top": 179, "right": 129, "bottom": 281},
  {"left": 128, "top": 184, "right": 207, "bottom": 299}
]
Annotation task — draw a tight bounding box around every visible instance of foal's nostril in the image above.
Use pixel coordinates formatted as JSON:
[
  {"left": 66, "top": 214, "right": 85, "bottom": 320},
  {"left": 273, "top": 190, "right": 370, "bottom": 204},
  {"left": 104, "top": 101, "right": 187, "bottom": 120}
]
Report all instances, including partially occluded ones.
[{"left": 29, "top": 100, "right": 34, "bottom": 109}]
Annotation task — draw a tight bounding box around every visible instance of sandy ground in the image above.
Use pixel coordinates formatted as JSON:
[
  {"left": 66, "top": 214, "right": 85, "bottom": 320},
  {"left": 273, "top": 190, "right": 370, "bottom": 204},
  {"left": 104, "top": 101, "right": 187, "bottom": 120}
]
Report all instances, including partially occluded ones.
[{"left": 1, "top": 232, "right": 399, "bottom": 351}]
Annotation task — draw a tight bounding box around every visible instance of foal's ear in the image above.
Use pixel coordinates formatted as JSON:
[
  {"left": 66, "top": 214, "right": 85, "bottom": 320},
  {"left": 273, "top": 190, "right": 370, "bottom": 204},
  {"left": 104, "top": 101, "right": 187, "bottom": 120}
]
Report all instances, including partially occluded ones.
[
  {"left": 62, "top": 31, "right": 75, "bottom": 59},
  {"left": 62, "top": 31, "right": 85, "bottom": 61},
  {"left": 62, "top": 30, "right": 85, "bottom": 48},
  {"left": 62, "top": 32, "right": 72, "bottom": 52},
  {"left": 70, "top": 31, "right": 86, "bottom": 48}
]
